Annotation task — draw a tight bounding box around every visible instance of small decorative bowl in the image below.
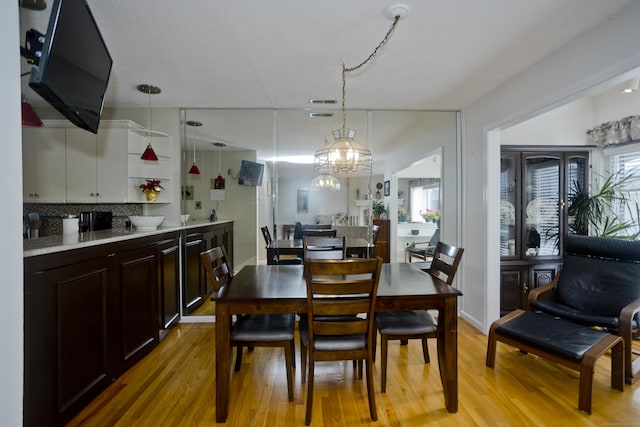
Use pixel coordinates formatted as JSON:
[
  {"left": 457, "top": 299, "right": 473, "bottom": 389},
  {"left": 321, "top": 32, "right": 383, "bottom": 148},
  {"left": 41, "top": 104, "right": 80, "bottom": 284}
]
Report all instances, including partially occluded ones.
[{"left": 129, "top": 215, "right": 165, "bottom": 231}]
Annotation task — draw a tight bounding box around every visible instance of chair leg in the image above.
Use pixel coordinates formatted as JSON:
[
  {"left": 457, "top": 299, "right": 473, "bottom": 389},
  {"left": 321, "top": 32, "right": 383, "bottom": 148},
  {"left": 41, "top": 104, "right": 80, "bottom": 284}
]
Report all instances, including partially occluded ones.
[
  {"left": 290, "top": 340, "right": 296, "bottom": 369},
  {"left": 305, "top": 362, "right": 315, "bottom": 425},
  {"left": 421, "top": 338, "right": 430, "bottom": 363},
  {"left": 284, "top": 343, "right": 294, "bottom": 402},
  {"left": 234, "top": 346, "right": 243, "bottom": 371},
  {"left": 372, "top": 325, "right": 377, "bottom": 362},
  {"left": 301, "top": 342, "right": 307, "bottom": 383},
  {"left": 365, "top": 359, "right": 378, "bottom": 421},
  {"left": 381, "top": 335, "right": 388, "bottom": 393}
]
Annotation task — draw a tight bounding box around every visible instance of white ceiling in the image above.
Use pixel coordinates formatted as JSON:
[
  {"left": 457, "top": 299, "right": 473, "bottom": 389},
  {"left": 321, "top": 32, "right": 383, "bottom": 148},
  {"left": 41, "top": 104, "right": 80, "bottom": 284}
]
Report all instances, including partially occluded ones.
[{"left": 19, "top": 0, "right": 631, "bottom": 112}]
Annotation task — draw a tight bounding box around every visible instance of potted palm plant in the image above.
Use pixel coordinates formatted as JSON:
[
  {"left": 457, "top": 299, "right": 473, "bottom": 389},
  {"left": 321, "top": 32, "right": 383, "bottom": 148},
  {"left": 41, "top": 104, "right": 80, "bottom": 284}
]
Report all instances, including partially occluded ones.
[{"left": 568, "top": 171, "right": 640, "bottom": 239}]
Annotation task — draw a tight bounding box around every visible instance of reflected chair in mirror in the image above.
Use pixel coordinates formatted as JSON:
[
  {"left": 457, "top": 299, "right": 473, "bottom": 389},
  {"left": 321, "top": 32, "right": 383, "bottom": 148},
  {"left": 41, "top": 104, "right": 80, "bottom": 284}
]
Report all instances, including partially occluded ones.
[
  {"left": 303, "top": 228, "right": 337, "bottom": 237},
  {"left": 300, "top": 257, "right": 383, "bottom": 425},
  {"left": 303, "top": 236, "right": 346, "bottom": 260},
  {"left": 261, "top": 226, "right": 303, "bottom": 265},
  {"left": 374, "top": 241, "right": 464, "bottom": 392},
  {"left": 200, "top": 245, "right": 295, "bottom": 401},
  {"left": 405, "top": 227, "right": 440, "bottom": 262}
]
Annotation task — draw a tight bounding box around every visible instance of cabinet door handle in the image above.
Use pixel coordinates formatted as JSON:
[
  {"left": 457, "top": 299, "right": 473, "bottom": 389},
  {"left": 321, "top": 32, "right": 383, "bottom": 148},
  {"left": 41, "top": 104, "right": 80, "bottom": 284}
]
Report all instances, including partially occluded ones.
[{"left": 523, "top": 282, "right": 529, "bottom": 294}]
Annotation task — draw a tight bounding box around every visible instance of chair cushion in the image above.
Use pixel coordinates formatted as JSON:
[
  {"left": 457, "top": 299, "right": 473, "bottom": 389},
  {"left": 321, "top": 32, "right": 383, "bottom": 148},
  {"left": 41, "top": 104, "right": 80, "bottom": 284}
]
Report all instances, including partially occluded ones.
[
  {"left": 556, "top": 254, "right": 640, "bottom": 318},
  {"left": 299, "top": 321, "right": 366, "bottom": 351},
  {"left": 495, "top": 311, "right": 612, "bottom": 362},
  {"left": 232, "top": 314, "right": 295, "bottom": 341},
  {"left": 375, "top": 310, "right": 437, "bottom": 335},
  {"left": 529, "top": 300, "right": 626, "bottom": 329}
]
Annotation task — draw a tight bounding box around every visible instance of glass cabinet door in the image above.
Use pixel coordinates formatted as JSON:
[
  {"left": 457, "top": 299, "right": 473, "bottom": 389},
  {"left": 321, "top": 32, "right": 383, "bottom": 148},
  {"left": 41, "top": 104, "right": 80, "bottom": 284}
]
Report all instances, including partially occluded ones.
[
  {"left": 500, "top": 154, "right": 519, "bottom": 258},
  {"left": 523, "top": 154, "right": 561, "bottom": 258},
  {"left": 566, "top": 153, "right": 588, "bottom": 236}
]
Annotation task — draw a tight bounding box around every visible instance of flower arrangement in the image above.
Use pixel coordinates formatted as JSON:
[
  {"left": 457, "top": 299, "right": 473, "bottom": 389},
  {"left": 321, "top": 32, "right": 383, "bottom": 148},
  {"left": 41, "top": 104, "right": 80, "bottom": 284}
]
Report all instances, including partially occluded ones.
[
  {"left": 421, "top": 209, "right": 440, "bottom": 222},
  {"left": 398, "top": 207, "right": 408, "bottom": 222},
  {"left": 140, "top": 179, "right": 164, "bottom": 193}
]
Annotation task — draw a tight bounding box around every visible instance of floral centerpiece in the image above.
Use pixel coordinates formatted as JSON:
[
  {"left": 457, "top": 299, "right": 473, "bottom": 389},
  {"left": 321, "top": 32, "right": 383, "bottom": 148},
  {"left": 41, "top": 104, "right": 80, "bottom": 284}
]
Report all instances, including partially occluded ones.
[
  {"left": 140, "top": 179, "right": 164, "bottom": 201},
  {"left": 421, "top": 209, "right": 440, "bottom": 223}
]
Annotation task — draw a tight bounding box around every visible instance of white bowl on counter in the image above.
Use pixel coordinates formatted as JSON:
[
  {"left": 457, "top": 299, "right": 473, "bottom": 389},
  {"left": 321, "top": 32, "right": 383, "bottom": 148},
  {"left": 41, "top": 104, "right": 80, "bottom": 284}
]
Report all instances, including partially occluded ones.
[{"left": 129, "top": 215, "right": 165, "bottom": 231}]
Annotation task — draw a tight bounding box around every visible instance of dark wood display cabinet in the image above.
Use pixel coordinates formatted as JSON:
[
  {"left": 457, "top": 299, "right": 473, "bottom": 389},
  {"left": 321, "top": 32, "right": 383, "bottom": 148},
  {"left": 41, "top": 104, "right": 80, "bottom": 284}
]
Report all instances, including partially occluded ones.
[
  {"left": 182, "top": 222, "right": 234, "bottom": 314},
  {"left": 373, "top": 219, "right": 390, "bottom": 263},
  {"left": 499, "top": 147, "right": 590, "bottom": 316},
  {"left": 23, "top": 230, "right": 180, "bottom": 427}
]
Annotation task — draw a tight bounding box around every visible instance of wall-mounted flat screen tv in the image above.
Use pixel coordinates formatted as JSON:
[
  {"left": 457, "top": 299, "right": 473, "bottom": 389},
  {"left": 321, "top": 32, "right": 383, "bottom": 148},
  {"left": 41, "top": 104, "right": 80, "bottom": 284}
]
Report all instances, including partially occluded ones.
[
  {"left": 28, "top": 0, "right": 113, "bottom": 134},
  {"left": 238, "top": 160, "right": 264, "bottom": 186}
]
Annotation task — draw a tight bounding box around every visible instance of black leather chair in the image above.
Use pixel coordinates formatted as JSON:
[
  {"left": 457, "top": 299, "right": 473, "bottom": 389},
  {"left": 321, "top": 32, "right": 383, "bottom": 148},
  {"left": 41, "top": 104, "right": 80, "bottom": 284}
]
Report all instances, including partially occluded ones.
[
  {"left": 374, "top": 241, "right": 464, "bottom": 392},
  {"left": 405, "top": 228, "right": 440, "bottom": 262},
  {"left": 528, "top": 234, "right": 640, "bottom": 384},
  {"left": 201, "top": 245, "right": 296, "bottom": 401}
]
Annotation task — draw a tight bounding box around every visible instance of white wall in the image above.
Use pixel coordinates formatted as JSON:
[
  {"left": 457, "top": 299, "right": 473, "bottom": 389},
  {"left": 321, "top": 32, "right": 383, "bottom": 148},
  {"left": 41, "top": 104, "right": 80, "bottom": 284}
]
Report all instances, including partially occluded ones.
[
  {"left": 462, "top": 1, "right": 640, "bottom": 333},
  {"left": 1, "top": 2, "right": 25, "bottom": 425}
]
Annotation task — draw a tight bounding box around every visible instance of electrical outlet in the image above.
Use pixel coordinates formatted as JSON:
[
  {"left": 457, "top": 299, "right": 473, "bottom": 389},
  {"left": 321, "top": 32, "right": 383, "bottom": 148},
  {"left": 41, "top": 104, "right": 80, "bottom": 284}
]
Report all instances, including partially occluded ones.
[{"left": 195, "top": 201, "right": 202, "bottom": 209}]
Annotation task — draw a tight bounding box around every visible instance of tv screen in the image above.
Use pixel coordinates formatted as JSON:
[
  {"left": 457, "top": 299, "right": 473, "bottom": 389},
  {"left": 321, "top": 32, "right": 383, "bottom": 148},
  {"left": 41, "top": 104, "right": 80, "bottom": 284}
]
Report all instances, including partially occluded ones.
[
  {"left": 238, "top": 160, "right": 264, "bottom": 186},
  {"left": 28, "top": 0, "right": 113, "bottom": 134}
]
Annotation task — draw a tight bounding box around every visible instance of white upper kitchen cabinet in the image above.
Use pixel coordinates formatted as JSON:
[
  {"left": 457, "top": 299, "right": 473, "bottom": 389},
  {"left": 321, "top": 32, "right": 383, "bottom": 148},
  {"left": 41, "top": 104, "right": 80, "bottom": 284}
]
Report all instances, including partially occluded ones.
[
  {"left": 65, "top": 125, "right": 128, "bottom": 203},
  {"left": 22, "top": 126, "right": 66, "bottom": 203}
]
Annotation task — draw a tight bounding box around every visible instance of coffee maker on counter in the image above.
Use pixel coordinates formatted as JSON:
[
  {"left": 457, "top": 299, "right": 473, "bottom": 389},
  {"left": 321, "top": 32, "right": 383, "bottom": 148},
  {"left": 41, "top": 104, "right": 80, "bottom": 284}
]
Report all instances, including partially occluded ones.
[{"left": 79, "top": 211, "right": 113, "bottom": 232}]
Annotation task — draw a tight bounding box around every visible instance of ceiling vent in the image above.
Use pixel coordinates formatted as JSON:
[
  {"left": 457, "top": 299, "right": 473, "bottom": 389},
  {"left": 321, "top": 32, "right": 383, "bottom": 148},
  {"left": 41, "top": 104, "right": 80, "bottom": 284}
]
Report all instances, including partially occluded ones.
[
  {"left": 309, "top": 112, "right": 334, "bottom": 118},
  {"left": 309, "top": 99, "right": 337, "bottom": 105}
]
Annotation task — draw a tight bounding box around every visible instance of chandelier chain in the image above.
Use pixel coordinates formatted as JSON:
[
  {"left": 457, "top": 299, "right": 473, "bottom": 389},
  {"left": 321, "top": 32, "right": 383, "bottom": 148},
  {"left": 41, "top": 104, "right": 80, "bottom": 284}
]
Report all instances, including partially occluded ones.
[{"left": 341, "top": 14, "right": 401, "bottom": 129}]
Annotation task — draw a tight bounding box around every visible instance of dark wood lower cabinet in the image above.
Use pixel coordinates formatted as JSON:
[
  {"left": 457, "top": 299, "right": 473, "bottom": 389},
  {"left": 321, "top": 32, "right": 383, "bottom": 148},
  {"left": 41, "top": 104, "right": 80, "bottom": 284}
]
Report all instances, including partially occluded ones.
[
  {"left": 23, "top": 231, "right": 179, "bottom": 427},
  {"left": 24, "top": 257, "right": 112, "bottom": 427},
  {"left": 158, "top": 239, "right": 180, "bottom": 330},
  {"left": 182, "top": 222, "right": 234, "bottom": 314},
  {"left": 113, "top": 246, "right": 159, "bottom": 374},
  {"left": 500, "top": 262, "right": 561, "bottom": 316}
]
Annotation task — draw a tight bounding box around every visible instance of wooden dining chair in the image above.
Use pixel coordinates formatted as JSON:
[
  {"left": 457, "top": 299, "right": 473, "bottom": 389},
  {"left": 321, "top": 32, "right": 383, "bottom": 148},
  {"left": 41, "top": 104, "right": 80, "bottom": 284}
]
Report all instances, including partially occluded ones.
[
  {"left": 261, "top": 225, "right": 302, "bottom": 265},
  {"left": 300, "top": 257, "right": 383, "bottom": 425},
  {"left": 201, "top": 245, "right": 296, "bottom": 401},
  {"left": 374, "top": 241, "right": 464, "bottom": 392}
]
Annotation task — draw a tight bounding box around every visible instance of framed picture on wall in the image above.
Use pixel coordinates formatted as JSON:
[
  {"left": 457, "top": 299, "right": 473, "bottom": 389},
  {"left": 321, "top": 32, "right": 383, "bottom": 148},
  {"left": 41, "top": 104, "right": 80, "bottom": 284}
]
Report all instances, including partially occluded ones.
[
  {"left": 384, "top": 180, "right": 390, "bottom": 196},
  {"left": 298, "top": 189, "right": 308, "bottom": 213}
]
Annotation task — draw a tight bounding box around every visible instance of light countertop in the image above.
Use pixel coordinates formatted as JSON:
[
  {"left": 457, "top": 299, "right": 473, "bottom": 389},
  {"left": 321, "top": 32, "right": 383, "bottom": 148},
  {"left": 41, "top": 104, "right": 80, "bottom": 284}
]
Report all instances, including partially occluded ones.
[{"left": 24, "top": 219, "right": 233, "bottom": 258}]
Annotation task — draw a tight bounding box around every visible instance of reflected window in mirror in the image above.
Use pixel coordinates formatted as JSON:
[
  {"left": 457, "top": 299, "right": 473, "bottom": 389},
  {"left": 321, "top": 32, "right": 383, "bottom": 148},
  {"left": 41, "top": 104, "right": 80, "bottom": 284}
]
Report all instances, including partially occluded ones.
[{"left": 409, "top": 178, "right": 440, "bottom": 223}]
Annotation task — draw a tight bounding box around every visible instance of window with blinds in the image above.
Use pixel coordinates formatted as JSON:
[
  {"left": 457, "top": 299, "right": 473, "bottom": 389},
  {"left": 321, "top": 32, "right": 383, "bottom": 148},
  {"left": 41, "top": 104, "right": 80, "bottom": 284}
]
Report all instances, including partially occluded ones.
[{"left": 609, "top": 150, "right": 640, "bottom": 236}]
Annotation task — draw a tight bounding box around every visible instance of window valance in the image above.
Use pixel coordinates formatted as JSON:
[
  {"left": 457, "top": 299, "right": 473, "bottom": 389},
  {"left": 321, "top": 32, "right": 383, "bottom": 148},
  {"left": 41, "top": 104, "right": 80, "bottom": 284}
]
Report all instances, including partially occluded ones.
[{"left": 586, "top": 115, "right": 640, "bottom": 147}]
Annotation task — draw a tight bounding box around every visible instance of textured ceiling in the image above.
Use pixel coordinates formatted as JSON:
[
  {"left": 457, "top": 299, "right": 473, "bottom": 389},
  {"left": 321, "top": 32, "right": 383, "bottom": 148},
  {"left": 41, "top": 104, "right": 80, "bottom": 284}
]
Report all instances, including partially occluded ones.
[{"left": 19, "top": 0, "right": 631, "bottom": 111}]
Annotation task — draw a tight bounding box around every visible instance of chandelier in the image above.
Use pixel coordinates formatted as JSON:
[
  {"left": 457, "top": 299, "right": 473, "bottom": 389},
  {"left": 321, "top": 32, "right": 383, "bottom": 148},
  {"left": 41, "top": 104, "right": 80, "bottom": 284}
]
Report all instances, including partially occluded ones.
[
  {"left": 311, "top": 174, "right": 341, "bottom": 191},
  {"left": 313, "top": 4, "right": 407, "bottom": 177}
]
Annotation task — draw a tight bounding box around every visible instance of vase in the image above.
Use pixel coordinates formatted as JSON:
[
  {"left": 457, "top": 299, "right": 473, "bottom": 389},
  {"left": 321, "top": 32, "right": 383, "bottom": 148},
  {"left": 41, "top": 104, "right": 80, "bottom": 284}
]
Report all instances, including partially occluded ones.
[{"left": 145, "top": 189, "right": 159, "bottom": 202}]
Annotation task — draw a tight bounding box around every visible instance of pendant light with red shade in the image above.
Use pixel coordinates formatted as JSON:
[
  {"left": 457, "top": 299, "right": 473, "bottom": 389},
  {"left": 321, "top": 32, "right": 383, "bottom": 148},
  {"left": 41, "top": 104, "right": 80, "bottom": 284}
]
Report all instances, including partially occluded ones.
[
  {"left": 186, "top": 121, "right": 201, "bottom": 174},
  {"left": 137, "top": 84, "right": 160, "bottom": 161}
]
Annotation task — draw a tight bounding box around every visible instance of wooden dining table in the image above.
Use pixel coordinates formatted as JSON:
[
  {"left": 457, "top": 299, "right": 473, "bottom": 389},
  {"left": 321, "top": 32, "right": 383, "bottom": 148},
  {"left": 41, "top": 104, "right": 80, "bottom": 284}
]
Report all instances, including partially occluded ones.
[
  {"left": 211, "top": 262, "right": 463, "bottom": 422},
  {"left": 266, "top": 238, "right": 374, "bottom": 264}
]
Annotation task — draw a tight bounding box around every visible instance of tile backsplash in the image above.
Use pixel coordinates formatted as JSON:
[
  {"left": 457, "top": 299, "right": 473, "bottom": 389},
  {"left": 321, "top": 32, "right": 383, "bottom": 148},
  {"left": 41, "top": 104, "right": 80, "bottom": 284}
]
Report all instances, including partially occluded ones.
[{"left": 23, "top": 203, "right": 144, "bottom": 237}]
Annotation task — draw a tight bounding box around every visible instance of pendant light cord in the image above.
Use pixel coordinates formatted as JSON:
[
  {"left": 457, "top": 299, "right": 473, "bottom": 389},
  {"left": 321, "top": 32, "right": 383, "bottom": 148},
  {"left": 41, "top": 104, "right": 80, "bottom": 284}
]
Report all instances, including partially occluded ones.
[{"left": 341, "top": 15, "right": 400, "bottom": 129}]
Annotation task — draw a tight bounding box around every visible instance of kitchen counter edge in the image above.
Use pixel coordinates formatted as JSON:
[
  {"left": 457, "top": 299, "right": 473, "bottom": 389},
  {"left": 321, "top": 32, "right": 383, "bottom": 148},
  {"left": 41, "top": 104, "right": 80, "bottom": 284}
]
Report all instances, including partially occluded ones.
[{"left": 24, "top": 220, "right": 233, "bottom": 258}]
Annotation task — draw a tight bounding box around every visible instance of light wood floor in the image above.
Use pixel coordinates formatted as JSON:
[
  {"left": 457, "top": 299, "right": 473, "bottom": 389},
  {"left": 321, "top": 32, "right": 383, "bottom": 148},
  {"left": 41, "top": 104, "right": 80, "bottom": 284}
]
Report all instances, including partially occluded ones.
[{"left": 67, "top": 318, "right": 640, "bottom": 426}]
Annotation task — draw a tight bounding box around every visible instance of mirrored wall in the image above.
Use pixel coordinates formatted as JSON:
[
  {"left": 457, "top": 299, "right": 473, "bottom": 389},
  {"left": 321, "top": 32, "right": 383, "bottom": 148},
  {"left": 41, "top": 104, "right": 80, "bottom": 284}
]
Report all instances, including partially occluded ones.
[{"left": 180, "top": 109, "right": 459, "bottom": 315}]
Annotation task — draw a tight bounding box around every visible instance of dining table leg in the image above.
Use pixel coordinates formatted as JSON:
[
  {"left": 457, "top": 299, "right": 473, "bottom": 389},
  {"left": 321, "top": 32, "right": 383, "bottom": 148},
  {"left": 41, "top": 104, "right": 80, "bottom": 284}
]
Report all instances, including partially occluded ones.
[
  {"left": 436, "top": 296, "right": 458, "bottom": 412},
  {"left": 215, "top": 301, "right": 232, "bottom": 422}
]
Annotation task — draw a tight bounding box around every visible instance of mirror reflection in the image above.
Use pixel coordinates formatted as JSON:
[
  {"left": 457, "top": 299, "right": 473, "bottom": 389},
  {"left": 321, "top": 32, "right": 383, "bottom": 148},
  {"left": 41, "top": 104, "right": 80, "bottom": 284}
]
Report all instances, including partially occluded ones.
[{"left": 181, "top": 109, "right": 458, "bottom": 316}]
